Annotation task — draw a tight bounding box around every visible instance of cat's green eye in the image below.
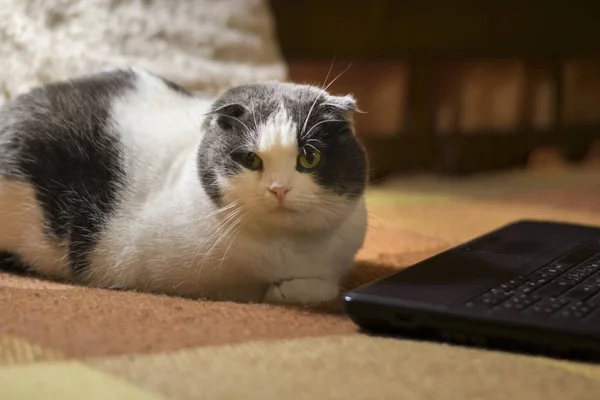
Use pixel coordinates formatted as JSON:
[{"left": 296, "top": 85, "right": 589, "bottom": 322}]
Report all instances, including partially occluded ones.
[
  {"left": 298, "top": 149, "right": 322, "bottom": 170},
  {"left": 238, "top": 152, "right": 262, "bottom": 171}
]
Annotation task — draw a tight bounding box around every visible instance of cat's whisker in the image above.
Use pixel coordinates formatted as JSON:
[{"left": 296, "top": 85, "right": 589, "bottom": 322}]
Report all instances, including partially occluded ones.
[
  {"left": 197, "top": 209, "right": 244, "bottom": 279},
  {"left": 195, "top": 204, "right": 245, "bottom": 262},
  {"left": 202, "top": 207, "right": 244, "bottom": 245},
  {"left": 198, "top": 217, "right": 239, "bottom": 256},
  {"left": 304, "top": 143, "right": 319, "bottom": 153},
  {"left": 214, "top": 199, "right": 241, "bottom": 211},
  {"left": 305, "top": 138, "right": 324, "bottom": 146},
  {"left": 213, "top": 113, "right": 251, "bottom": 133},
  {"left": 204, "top": 102, "right": 245, "bottom": 116},
  {"left": 203, "top": 201, "right": 242, "bottom": 219},
  {"left": 322, "top": 62, "right": 352, "bottom": 93},
  {"left": 188, "top": 205, "right": 244, "bottom": 274},
  {"left": 300, "top": 96, "right": 321, "bottom": 139},
  {"left": 321, "top": 53, "right": 337, "bottom": 91},
  {"left": 299, "top": 57, "right": 337, "bottom": 138},
  {"left": 227, "top": 144, "right": 252, "bottom": 156},
  {"left": 300, "top": 62, "right": 353, "bottom": 141},
  {"left": 303, "top": 119, "right": 345, "bottom": 139},
  {"left": 214, "top": 215, "right": 246, "bottom": 274}
]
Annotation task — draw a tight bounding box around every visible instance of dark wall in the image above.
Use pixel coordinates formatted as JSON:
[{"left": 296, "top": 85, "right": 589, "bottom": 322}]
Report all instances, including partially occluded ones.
[{"left": 270, "top": 1, "right": 600, "bottom": 177}]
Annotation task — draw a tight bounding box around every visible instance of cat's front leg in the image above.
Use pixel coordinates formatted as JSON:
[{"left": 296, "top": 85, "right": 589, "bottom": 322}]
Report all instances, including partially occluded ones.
[{"left": 263, "top": 277, "right": 339, "bottom": 305}]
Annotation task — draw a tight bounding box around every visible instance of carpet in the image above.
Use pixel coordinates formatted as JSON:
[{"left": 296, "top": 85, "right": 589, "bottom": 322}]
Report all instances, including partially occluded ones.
[{"left": 2, "top": 161, "right": 600, "bottom": 399}]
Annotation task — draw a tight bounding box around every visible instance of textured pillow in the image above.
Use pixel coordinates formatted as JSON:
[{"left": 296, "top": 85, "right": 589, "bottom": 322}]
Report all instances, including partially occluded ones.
[{"left": 0, "top": 0, "right": 287, "bottom": 104}]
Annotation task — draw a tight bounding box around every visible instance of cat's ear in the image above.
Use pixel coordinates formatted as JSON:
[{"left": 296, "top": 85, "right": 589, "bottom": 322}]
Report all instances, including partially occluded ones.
[
  {"left": 209, "top": 103, "right": 248, "bottom": 130},
  {"left": 321, "top": 94, "right": 358, "bottom": 113},
  {"left": 320, "top": 94, "right": 363, "bottom": 124},
  {"left": 320, "top": 94, "right": 362, "bottom": 130}
]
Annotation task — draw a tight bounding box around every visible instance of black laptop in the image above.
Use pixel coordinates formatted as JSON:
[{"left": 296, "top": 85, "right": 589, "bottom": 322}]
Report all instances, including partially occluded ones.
[{"left": 343, "top": 220, "right": 600, "bottom": 362}]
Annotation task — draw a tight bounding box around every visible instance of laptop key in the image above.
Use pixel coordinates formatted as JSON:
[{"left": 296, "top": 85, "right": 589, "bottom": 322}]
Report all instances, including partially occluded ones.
[
  {"left": 555, "top": 301, "right": 597, "bottom": 319},
  {"left": 564, "top": 267, "right": 596, "bottom": 282},
  {"left": 557, "top": 309, "right": 585, "bottom": 319},
  {"left": 523, "top": 298, "right": 570, "bottom": 316},
  {"left": 494, "top": 294, "right": 540, "bottom": 313},
  {"left": 516, "top": 278, "right": 551, "bottom": 294},
  {"left": 536, "top": 281, "right": 574, "bottom": 297},
  {"left": 465, "top": 291, "right": 513, "bottom": 308},
  {"left": 539, "top": 264, "right": 569, "bottom": 276},
  {"left": 468, "top": 245, "right": 600, "bottom": 310},
  {"left": 495, "top": 277, "right": 527, "bottom": 292},
  {"left": 563, "top": 285, "right": 600, "bottom": 301},
  {"left": 556, "top": 245, "right": 599, "bottom": 268}
]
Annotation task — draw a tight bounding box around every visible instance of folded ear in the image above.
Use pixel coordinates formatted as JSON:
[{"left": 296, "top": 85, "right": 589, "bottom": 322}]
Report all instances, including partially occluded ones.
[
  {"left": 208, "top": 103, "right": 247, "bottom": 130},
  {"left": 321, "top": 94, "right": 357, "bottom": 113},
  {"left": 319, "top": 95, "right": 360, "bottom": 131}
]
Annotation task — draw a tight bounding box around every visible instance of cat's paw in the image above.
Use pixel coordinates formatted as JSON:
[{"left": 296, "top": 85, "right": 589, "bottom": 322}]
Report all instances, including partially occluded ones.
[{"left": 264, "top": 278, "right": 339, "bottom": 305}]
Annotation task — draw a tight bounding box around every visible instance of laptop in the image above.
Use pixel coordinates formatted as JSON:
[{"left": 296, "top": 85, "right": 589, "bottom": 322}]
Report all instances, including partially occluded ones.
[{"left": 343, "top": 220, "right": 600, "bottom": 362}]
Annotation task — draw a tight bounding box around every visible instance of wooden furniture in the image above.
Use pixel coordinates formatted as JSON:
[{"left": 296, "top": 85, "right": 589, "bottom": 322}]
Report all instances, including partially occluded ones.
[{"left": 270, "top": 1, "right": 600, "bottom": 179}]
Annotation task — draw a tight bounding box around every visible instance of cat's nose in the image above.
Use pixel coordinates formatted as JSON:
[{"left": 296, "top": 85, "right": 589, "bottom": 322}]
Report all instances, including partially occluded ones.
[{"left": 269, "top": 184, "right": 290, "bottom": 202}]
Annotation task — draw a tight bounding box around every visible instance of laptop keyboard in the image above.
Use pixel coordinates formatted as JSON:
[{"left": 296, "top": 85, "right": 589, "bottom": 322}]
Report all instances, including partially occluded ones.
[{"left": 465, "top": 240, "right": 600, "bottom": 320}]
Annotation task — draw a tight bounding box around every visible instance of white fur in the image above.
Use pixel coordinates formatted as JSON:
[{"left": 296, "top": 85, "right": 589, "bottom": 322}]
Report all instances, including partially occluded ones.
[{"left": 0, "top": 70, "right": 367, "bottom": 304}]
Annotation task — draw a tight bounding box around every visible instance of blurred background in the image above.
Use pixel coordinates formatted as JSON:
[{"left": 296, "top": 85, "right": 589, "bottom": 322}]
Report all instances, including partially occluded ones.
[{"left": 272, "top": 0, "right": 600, "bottom": 180}]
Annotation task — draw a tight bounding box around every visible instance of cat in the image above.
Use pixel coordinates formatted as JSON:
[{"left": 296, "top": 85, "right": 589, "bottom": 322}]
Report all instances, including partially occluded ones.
[{"left": 0, "top": 67, "right": 368, "bottom": 305}]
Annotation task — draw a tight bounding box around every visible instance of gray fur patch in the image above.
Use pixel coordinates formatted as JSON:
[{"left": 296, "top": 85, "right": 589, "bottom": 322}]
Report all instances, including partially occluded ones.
[{"left": 0, "top": 69, "right": 134, "bottom": 274}]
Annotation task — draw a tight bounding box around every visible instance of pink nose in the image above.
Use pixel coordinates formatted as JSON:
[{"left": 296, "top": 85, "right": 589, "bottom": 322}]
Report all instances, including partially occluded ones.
[{"left": 269, "top": 185, "right": 290, "bottom": 202}]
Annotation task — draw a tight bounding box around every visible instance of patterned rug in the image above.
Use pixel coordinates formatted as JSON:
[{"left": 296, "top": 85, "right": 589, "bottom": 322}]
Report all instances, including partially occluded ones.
[{"left": 2, "top": 161, "right": 600, "bottom": 399}]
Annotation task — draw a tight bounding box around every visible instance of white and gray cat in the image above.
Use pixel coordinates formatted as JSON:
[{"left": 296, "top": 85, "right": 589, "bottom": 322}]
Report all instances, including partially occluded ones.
[{"left": 0, "top": 67, "right": 368, "bottom": 305}]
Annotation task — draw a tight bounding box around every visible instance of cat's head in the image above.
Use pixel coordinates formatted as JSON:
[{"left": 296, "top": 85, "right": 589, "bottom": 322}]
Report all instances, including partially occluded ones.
[{"left": 198, "top": 82, "right": 368, "bottom": 232}]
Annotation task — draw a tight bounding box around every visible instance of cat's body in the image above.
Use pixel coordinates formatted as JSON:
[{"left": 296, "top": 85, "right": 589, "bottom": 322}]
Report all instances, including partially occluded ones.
[{"left": 0, "top": 67, "right": 368, "bottom": 304}]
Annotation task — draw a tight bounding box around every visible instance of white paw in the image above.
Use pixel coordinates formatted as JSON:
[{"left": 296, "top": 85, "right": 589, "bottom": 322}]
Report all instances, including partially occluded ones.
[{"left": 263, "top": 278, "right": 339, "bottom": 305}]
